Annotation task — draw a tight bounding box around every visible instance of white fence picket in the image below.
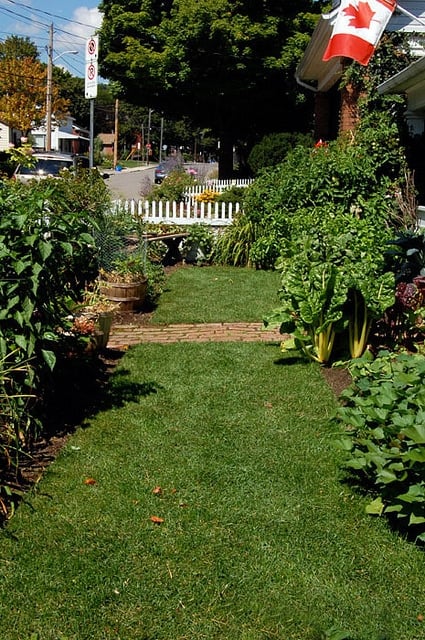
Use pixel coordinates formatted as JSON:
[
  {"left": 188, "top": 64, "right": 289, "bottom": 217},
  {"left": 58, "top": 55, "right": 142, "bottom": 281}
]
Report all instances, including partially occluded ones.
[
  {"left": 184, "top": 179, "right": 253, "bottom": 205},
  {"left": 112, "top": 199, "right": 240, "bottom": 227}
]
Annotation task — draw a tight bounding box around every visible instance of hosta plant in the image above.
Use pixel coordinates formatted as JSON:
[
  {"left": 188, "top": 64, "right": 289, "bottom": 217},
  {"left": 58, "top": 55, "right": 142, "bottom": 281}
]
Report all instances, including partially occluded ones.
[{"left": 334, "top": 350, "right": 425, "bottom": 544}]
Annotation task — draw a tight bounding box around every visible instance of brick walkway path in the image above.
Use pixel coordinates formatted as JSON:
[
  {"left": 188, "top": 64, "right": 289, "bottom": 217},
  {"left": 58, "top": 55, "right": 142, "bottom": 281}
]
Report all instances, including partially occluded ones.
[{"left": 108, "top": 322, "right": 283, "bottom": 349}]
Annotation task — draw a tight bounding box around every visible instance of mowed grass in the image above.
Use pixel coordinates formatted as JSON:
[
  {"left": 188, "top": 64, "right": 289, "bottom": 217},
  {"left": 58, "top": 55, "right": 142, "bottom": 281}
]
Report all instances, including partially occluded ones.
[
  {"left": 0, "top": 266, "right": 424, "bottom": 640},
  {"left": 151, "top": 265, "right": 281, "bottom": 324}
]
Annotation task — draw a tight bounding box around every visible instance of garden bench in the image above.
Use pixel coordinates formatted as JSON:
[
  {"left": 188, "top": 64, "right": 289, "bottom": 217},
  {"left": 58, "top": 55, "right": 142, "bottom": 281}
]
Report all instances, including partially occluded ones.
[{"left": 143, "top": 232, "right": 189, "bottom": 265}]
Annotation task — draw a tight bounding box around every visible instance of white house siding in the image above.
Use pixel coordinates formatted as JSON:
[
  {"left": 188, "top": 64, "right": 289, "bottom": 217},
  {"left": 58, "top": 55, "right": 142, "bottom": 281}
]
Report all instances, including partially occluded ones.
[
  {"left": 389, "top": 2, "right": 425, "bottom": 32},
  {"left": 0, "top": 122, "right": 13, "bottom": 151},
  {"left": 389, "top": 2, "right": 425, "bottom": 55}
]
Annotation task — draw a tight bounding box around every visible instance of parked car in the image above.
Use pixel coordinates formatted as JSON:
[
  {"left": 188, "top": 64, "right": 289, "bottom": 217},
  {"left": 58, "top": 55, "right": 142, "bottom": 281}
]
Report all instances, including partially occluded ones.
[
  {"left": 154, "top": 163, "right": 169, "bottom": 184},
  {"left": 154, "top": 161, "right": 198, "bottom": 184},
  {"left": 13, "top": 152, "right": 90, "bottom": 183}
]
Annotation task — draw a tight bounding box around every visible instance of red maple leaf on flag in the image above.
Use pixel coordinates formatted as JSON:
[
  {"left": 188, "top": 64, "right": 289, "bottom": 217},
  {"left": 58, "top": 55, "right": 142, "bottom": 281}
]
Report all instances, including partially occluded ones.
[{"left": 343, "top": 2, "right": 376, "bottom": 29}]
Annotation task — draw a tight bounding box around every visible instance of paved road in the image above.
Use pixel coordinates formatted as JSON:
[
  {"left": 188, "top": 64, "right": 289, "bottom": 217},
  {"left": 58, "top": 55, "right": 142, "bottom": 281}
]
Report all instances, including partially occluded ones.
[
  {"left": 106, "top": 165, "right": 155, "bottom": 200},
  {"left": 105, "top": 162, "right": 218, "bottom": 201}
]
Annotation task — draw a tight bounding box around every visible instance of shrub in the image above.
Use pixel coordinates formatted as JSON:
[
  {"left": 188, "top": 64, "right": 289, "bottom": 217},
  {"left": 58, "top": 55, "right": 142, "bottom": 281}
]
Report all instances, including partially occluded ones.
[
  {"left": 216, "top": 186, "right": 246, "bottom": 205},
  {"left": 148, "top": 169, "right": 196, "bottom": 202},
  {"left": 0, "top": 173, "right": 111, "bottom": 467},
  {"left": 247, "top": 132, "right": 313, "bottom": 175}
]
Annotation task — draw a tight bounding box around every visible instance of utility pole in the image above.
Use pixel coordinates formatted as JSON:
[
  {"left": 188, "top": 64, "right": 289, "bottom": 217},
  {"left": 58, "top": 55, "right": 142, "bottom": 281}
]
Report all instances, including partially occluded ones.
[
  {"left": 146, "top": 108, "right": 152, "bottom": 166},
  {"left": 45, "top": 24, "right": 77, "bottom": 153},
  {"left": 113, "top": 98, "right": 119, "bottom": 169},
  {"left": 159, "top": 117, "right": 164, "bottom": 163},
  {"left": 45, "top": 23, "right": 53, "bottom": 152}
]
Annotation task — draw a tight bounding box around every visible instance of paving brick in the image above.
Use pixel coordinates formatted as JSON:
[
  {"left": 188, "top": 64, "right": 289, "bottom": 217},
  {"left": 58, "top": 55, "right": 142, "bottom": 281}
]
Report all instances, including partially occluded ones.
[{"left": 107, "top": 322, "right": 282, "bottom": 349}]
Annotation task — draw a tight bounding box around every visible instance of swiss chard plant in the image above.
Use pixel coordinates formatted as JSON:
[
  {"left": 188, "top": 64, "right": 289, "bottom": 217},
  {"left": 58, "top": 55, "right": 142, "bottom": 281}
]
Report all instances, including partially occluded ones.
[
  {"left": 346, "top": 271, "right": 395, "bottom": 359},
  {"left": 265, "top": 211, "right": 395, "bottom": 364},
  {"left": 264, "top": 235, "right": 348, "bottom": 364},
  {"left": 334, "top": 350, "right": 425, "bottom": 544}
]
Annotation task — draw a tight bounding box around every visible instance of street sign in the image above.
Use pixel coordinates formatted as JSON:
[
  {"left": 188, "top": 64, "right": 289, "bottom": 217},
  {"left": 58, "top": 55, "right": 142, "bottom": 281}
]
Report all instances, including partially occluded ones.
[
  {"left": 85, "top": 62, "right": 98, "bottom": 99},
  {"left": 86, "top": 36, "right": 98, "bottom": 62},
  {"left": 85, "top": 35, "right": 98, "bottom": 99}
]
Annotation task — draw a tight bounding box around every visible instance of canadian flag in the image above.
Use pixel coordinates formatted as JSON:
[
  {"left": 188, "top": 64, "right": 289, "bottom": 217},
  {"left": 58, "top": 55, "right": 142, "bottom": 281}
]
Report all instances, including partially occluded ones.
[{"left": 322, "top": 0, "right": 397, "bottom": 66}]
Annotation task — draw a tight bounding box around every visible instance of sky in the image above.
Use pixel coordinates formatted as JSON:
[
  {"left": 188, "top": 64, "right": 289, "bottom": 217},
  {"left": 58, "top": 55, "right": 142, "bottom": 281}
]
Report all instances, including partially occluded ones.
[{"left": 0, "top": 0, "right": 103, "bottom": 77}]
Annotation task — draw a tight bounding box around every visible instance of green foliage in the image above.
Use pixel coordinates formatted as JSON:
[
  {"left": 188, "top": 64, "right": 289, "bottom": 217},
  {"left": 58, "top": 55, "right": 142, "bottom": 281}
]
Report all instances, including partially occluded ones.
[
  {"left": 0, "top": 35, "right": 39, "bottom": 60},
  {"left": 221, "top": 116, "right": 404, "bottom": 271},
  {"left": 143, "top": 261, "right": 166, "bottom": 306},
  {"left": 215, "top": 185, "right": 246, "bottom": 204},
  {"left": 334, "top": 351, "right": 425, "bottom": 544},
  {"left": 265, "top": 235, "right": 348, "bottom": 364},
  {"left": 0, "top": 173, "right": 110, "bottom": 471},
  {"left": 247, "top": 131, "right": 313, "bottom": 175},
  {"left": 5, "top": 144, "right": 36, "bottom": 170},
  {"left": 264, "top": 207, "right": 395, "bottom": 363},
  {"left": 223, "top": 116, "right": 408, "bottom": 361},
  {"left": 105, "top": 253, "right": 147, "bottom": 283},
  {"left": 181, "top": 224, "right": 215, "bottom": 264},
  {"left": 245, "top": 122, "right": 404, "bottom": 229},
  {"left": 41, "top": 167, "right": 112, "bottom": 222},
  {"left": 0, "top": 352, "right": 34, "bottom": 477},
  {"left": 213, "top": 213, "right": 260, "bottom": 267},
  {"left": 148, "top": 169, "right": 196, "bottom": 203}
]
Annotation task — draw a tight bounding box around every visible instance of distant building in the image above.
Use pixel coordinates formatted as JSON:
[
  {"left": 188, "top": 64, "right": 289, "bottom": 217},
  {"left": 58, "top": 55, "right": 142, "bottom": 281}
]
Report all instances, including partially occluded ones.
[
  {"left": 31, "top": 115, "right": 90, "bottom": 154},
  {"left": 0, "top": 121, "right": 19, "bottom": 151},
  {"left": 98, "top": 133, "right": 115, "bottom": 157}
]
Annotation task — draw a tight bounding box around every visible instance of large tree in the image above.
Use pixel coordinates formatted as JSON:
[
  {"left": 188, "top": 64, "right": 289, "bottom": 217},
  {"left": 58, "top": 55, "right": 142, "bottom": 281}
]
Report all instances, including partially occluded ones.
[
  {"left": 0, "top": 36, "right": 69, "bottom": 138},
  {"left": 98, "top": 0, "right": 325, "bottom": 176}
]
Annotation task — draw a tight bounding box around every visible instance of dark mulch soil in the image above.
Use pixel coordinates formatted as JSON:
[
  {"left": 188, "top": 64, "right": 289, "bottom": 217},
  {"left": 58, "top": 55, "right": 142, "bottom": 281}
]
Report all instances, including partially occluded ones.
[{"left": 321, "top": 365, "right": 352, "bottom": 398}]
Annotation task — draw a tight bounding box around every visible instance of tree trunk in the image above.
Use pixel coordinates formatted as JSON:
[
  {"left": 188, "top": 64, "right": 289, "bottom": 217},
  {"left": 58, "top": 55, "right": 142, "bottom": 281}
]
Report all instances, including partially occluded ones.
[{"left": 218, "top": 131, "right": 234, "bottom": 179}]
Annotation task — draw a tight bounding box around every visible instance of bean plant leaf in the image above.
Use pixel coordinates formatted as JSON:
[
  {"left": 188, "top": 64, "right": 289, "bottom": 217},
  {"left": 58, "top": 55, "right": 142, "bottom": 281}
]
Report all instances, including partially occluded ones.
[
  {"left": 365, "top": 497, "right": 385, "bottom": 516},
  {"left": 402, "top": 424, "right": 425, "bottom": 444},
  {"left": 41, "top": 349, "right": 56, "bottom": 371}
]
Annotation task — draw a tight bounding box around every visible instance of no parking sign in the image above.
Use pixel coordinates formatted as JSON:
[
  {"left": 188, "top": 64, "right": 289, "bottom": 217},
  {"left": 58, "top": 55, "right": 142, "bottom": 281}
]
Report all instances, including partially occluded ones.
[{"left": 85, "top": 35, "right": 98, "bottom": 99}]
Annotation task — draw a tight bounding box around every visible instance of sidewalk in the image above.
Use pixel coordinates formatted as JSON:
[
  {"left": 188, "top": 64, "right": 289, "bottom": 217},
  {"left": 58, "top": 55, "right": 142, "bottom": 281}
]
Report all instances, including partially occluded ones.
[{"left": 108, "top": 322, "right": 283, "bottom": 350}]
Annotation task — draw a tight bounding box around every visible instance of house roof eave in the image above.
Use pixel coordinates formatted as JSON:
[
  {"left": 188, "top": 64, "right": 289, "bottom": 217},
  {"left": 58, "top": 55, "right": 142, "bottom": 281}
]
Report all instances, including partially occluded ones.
[
  {"left": 296, "top": 9, "right": 344, "bottom": 92},
  {"left": 378, "top": 55, "right": 425, "bottom": 94}
]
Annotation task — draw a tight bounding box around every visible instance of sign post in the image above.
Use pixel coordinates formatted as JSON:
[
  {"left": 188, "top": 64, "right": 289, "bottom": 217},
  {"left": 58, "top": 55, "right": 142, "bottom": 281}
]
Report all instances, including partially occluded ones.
[{"left": 85, "top": 36, "right": 98, "bottom": 168}]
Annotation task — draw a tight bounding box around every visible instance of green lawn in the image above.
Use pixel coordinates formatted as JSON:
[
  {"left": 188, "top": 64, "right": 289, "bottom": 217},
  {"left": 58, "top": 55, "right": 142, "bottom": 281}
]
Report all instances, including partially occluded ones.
[
  {"left": 152, "top": 265, "right": 281, "bottom": 324},
  {"left": 0, "top": 267, "right": 424, "bottom": 640}
]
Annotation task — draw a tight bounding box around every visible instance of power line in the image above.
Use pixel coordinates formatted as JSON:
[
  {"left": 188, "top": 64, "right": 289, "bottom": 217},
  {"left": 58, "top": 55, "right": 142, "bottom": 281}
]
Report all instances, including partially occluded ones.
[
  {"left": 3, "top": 0, "right": 100, "bottom": 30},
  {"left": 0, "top": 5, "right": 50, "bottom": 30}
]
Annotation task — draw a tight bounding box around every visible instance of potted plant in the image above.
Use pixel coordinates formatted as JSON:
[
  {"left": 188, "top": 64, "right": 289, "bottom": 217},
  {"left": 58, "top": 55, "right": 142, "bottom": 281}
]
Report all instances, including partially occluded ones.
[
  {"left": 181, "top": 224, "right": 215, "bottom": 264},
  {"left": 75, "top": 285, "right": 119, "bottom": 349},
  {"left": 99, "top": 252, "right": 148, "bottom": 311}
]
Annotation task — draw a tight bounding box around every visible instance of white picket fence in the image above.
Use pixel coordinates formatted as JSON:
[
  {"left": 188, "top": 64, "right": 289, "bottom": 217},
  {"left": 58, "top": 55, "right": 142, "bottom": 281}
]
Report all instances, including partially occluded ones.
[
  {"left": 113, "top": 199, "right": 241, "bottom": 226},
  {"left": 183, "top": 179, "right": 252, "bottom": 206}
]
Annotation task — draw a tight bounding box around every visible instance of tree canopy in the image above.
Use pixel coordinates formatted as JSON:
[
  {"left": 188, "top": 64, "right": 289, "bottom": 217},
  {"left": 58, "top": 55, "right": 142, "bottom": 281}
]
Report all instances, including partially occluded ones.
[
  {"left": 0, "top": 35, "right": 39, "bottom": 61},
  {"left": 0, "top": 36, "right": 69, "bottom": 136},
  {"left": 98, "top": 0, "right": 326, "bottom": 175}
]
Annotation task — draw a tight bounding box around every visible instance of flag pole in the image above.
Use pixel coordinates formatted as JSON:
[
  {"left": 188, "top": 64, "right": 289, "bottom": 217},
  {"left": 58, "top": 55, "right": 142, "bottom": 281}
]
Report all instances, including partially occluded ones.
[{"left": 396, "top": 3, "right": 425, "bottom": 29}]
